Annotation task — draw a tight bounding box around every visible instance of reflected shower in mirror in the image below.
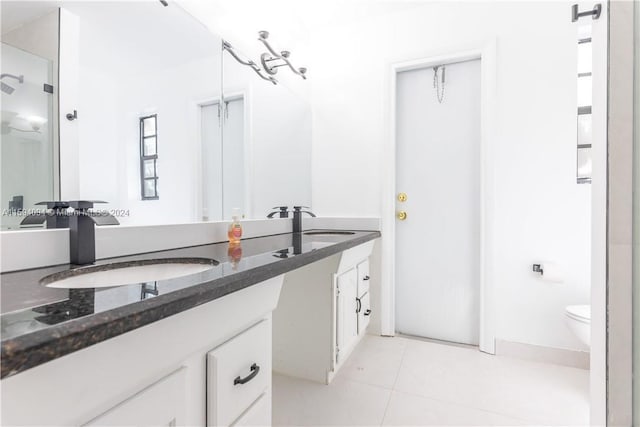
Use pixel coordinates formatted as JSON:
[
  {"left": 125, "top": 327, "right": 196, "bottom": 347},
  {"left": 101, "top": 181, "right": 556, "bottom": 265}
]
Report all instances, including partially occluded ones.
[{"left": 1, "top": 6, "right": 59, "bottom": 230}]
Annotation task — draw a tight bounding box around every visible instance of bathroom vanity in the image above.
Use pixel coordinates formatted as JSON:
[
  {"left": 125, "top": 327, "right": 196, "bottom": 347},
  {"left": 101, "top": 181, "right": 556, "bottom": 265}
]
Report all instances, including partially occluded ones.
[{"left": 0, "top": 230, "right": 379, "bottom": 426}]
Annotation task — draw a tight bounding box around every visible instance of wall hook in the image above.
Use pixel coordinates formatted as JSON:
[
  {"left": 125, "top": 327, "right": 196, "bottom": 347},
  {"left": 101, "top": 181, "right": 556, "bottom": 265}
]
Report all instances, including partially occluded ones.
[
  {"left": 571, "top": 4, "right": 601, "bottom": 22},
  {"left": 66, "top": 110, "right": 78, "bottom": 121}
]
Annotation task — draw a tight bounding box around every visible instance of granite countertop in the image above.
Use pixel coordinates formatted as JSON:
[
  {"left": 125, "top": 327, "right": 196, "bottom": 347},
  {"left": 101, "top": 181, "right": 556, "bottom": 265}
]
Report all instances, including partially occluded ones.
[{"left": 0, "top": 229, "right": 380, "bottom": 379}]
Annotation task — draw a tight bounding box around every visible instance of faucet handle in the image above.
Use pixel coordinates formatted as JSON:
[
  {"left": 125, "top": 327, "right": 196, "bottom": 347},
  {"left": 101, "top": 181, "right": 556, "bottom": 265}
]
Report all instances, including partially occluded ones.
[
  {"left": 293, "top": 206, "right": 310, "bottom": 211},
  {"left": 268, "top": 206, "right": 289, "bottom": 218}
]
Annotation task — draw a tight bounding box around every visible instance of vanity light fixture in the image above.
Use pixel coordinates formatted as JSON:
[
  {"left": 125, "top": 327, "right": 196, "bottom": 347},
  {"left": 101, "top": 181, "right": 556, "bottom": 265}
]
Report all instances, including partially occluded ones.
[
  {"left": 258, "top": 31, "right": 307, "bottom": 80},
  {"left": 222, "top": 40, "right": 277, "bottom": 85}
]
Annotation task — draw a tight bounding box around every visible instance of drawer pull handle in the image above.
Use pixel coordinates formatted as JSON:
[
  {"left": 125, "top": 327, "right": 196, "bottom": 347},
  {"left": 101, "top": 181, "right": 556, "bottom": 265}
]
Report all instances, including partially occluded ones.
[
  {"left": 363, "top": 275, "right": 370, "bottom": 281},
  {"left": 364, "top": 309, "right": 371, "bottom": 316},
  {"left": 356, "top": 297, "right": 362, "bottom": 314},
  {"left": 234, "top": 363, "right": 260, "bottom": 385}
]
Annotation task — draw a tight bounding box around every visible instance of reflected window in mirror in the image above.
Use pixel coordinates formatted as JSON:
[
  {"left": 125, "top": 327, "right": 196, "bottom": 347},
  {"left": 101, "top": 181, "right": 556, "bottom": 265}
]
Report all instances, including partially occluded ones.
[
  {"left": 140, "top": 114, "right": 159, "bottom": 200},
  {"left": 576, "top": 24, "right": 592, "bottom": 184}
]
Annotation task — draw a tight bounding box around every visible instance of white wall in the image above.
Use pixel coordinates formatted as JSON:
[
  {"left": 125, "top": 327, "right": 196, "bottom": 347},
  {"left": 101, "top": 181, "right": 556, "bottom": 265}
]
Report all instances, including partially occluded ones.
[{"left": 309, "top": 1, "right": 591, "bottom": 351}]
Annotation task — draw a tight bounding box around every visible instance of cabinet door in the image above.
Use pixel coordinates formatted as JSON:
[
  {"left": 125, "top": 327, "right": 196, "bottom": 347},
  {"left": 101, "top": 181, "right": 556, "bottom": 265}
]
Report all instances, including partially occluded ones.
[
  {"left": 357, "top": 292, "right": 371, "bottom": 334},
  {"left": 336, "top": 268, "right": 358, "bottom": 363},
  {"left": 84, "top": 368, "right": 186, "bottom": 427},
  {"left": 357, "top": 259, "right": 370, "bottom": 297}
]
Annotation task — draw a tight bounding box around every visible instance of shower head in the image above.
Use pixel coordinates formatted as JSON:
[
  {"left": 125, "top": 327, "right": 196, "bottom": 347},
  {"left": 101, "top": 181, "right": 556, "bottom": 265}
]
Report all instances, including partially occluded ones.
[
  {"left": 1, "top": 73, "right": 24, "bottom": 84},
  {"left": 1, "top": 82, "right": 15, "bottom": 95},
  {"left": 0, "top": 74, "right": 24, "bottom": 95}
]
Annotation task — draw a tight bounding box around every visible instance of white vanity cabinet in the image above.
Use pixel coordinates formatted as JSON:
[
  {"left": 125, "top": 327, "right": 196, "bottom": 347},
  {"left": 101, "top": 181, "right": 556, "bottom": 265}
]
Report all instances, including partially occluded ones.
[
  {"left": 1, "top": 276, "right": 283, "bottom": 427},
  {"left": 336, "top": 258, "right": 372, "bottom": 364},
  {"left": 336, "top": 268, "right": 359, "bottom": 363},
  {"left": 273, "top": 240, "right": 377, "bottom": 384},
  {"left": 356, "top": 259, "right": 372, "bottom": 334}
]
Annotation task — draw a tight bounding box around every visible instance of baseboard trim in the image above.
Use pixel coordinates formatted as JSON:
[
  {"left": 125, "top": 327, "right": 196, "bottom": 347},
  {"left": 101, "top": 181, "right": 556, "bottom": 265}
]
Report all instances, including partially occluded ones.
[{"left": 495, "top": 339, "right": 589, "bottom": 370}]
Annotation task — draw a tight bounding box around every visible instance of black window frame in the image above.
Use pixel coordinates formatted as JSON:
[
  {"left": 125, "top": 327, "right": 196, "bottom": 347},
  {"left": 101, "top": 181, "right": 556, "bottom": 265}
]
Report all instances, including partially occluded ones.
[
  {"left": 140, "top": 114, "right": 159, "bottom": 200},
  {"left": 576, "top": 37, "right": 593, "bottom": 185}
]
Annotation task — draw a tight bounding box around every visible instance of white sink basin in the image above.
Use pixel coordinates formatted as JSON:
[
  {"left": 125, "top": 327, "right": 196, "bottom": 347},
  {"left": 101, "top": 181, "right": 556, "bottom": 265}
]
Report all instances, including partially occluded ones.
[{"left": 41, "top": 258, "right": 218, "bottom": 289}]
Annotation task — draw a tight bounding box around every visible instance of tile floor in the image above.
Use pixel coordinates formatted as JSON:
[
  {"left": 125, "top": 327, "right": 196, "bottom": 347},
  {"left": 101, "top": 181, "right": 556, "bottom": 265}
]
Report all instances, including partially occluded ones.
[{"left": 272, "top": 335, "right": 589, "bottom": 426}]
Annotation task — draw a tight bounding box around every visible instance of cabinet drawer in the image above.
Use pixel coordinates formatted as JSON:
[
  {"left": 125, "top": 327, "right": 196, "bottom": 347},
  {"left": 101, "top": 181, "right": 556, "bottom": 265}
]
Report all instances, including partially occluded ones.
[
  {"left": 357, "top": 259, "right": 370, "bottom": 296},
  {"left": 357, "top": 292, "right": 371, "bottom": 334},
  {"left": 84, "top": 367, "right": 186, "bottom": 427},
  {"left": 207, "top": 320, "right": 271, "bottom": 427},
  {"left": 230, "top": 392, "right": 271, "bottom": 426}
]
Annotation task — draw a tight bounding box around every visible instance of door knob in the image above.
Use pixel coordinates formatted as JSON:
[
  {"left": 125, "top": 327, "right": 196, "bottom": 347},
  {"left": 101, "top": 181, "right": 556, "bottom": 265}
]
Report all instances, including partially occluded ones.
[
  {"left": 397, "top": 192, "right": 407, "bottom": 202},
  {"left": 397, "top": 211, "right": 407, "bottom": 221}
]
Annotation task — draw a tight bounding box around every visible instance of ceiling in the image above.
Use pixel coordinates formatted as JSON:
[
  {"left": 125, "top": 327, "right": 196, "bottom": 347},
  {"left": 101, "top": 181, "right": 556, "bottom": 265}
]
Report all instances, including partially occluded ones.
[{"left": 1, "top": 1, "right": 61, "bottom": 35}]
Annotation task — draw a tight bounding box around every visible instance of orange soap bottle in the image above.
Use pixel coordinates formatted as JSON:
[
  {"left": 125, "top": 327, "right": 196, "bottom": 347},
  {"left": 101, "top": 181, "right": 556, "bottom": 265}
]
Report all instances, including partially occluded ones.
[{"left": 228, "top": 208, "right": 243, "bottom": 243}]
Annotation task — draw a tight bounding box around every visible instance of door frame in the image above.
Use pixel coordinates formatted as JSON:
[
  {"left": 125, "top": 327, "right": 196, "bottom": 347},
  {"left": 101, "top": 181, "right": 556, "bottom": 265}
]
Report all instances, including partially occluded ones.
[
  {"left": 193, "top": 90, "right": 252, "bottom": 221},
  {"left": 381, "top": 42, "right": 497, "bottom": 354},
  {"left": 194, "top": 97, "right": 222, "bottom": 222}
]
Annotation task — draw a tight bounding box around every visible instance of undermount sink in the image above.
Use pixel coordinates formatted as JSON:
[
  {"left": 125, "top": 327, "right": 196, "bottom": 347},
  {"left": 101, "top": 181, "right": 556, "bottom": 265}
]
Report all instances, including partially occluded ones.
[
  {"left": 41, "top": 258, "right": 219, "bottom": 289},
  {"left": 304, "top": 231, "right": 355, "bottom": 236}
]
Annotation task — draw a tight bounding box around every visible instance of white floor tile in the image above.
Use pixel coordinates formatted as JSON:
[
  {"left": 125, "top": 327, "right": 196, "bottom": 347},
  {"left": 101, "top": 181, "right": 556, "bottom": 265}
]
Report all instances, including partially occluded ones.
[
  {"left": 272, "top": 337, "right": 590, "bottom": 426},
  {"left": 393, "top": 339, "right": 589, "bottom": 426},
  {"left": 272, "top": 373, "right": 392, "bottom": 426},
  {"left": 338, "top": 335, "right": 409, "bottom": 389},
  {"left": 382, "top": 391, "right": 528, "bottom": 426}
]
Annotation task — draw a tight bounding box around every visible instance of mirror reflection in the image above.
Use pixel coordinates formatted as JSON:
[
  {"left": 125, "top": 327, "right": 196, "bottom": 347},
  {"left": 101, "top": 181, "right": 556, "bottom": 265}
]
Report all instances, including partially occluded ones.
[
  {"left": 1, "top": 6, "right": 59, "bottom": 230},
  {"left": 0, "top": 1, "right": 312, "bottom": 230},
  {"left": 217, "top": 38, "right": 312, "bottom": 222}
]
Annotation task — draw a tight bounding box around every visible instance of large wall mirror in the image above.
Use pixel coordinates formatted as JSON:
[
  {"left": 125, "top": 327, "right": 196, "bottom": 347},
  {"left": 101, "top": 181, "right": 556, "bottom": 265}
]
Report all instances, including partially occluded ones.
[{"left": 0, "top": 1, "right": 312, "bottom": 230}]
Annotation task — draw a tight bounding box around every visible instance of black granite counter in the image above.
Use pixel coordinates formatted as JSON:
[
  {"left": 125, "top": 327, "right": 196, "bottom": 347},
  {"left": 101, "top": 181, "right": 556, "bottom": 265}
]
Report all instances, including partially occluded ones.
[{"left": 0, "top": 230, "right": 380, "bottom": 379}]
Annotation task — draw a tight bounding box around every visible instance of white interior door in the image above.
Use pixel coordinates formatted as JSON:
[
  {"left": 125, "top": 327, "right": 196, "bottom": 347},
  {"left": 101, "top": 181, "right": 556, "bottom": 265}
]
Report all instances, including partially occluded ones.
[
  {"left": 395, "top": 59, "right": 481, "bottom": 345},
  {"left": 201, "top": 97, "right": 245, "bottom": 221},
  {"left": 222, "top": 97, "right": 245, "bottom": 219},
  {"left": 201, "top": 102, "right": 223, "bottom": 221}
]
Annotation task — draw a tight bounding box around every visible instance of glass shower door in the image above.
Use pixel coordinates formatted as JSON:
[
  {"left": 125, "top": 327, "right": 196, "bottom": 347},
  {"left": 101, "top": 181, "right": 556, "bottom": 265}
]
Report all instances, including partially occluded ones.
[
  {"left": 1, "top": 43, "right": 56, "bottom": 230},
  {"left": 633, "top": 2, "right": 640, "bottom": 424}
]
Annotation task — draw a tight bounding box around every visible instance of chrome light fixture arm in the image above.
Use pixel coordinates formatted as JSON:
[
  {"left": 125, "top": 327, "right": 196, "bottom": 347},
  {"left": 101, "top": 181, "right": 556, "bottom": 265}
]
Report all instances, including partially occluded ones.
[
  {"left": 257, "top": 31, "right": 307, "bottom": 80},
  {"left": 222, "top": 40, "right": 277, "bottom": 85}
]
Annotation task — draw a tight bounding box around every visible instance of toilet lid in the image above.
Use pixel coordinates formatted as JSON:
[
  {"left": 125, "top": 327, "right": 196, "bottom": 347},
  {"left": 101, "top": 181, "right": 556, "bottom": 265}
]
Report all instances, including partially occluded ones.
[{"left": 566, "top": 305, "right": 590, "bottom": 321}]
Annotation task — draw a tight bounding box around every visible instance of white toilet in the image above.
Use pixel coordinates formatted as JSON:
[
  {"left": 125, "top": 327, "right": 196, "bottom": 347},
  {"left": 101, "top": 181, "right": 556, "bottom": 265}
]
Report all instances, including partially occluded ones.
[{"left": 565, "top": 305, "right": 591, "bottom": 347}]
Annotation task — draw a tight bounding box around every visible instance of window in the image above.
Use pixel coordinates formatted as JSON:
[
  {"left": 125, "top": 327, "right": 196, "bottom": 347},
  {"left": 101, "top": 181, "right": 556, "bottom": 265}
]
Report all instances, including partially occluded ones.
[
  {"left": 576, "top": 26, "right": 592, "bottom": 184},
  {"left": 140, "top": 114, "right": 159, "bottom": 199}
]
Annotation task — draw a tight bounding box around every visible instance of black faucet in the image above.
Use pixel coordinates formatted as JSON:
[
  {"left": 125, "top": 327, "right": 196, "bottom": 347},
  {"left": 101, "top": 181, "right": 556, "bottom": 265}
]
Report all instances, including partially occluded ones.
[
  {"left": 267, "top": 206, "right": 289, "bottom": 218},
  {"left": 68, "top": 201, "right": 119, "bottom": 265},
  {"left": 21, "top": 201, "right": 71, "bottom": 228},
  {"left": 292, "top": 206, "right": 316, "bottom": 233},
  {"left": 23, "top": 200, "right": 119, "bottom": 264}
]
